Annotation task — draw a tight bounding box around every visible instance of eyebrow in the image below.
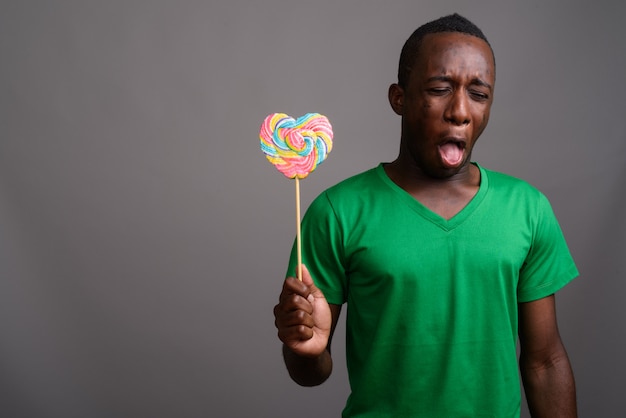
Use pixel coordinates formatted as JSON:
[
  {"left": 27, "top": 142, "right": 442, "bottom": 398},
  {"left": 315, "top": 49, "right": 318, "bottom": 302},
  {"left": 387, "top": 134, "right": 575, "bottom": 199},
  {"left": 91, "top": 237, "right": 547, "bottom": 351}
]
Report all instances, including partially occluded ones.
[{"left": 427, "top": 75, "right": 493, "bottom": 91}]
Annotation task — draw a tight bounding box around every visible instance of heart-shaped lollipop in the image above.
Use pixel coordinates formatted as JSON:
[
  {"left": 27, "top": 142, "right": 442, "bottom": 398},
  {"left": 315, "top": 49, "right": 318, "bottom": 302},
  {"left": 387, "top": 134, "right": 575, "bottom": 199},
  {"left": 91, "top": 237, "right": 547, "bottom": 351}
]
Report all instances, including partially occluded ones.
[
  {"left": 259, "top": 112, "right": 334, "bottom": 281},
  {"left": 259, "top": 113, "right": 333, "bottom": 179}
]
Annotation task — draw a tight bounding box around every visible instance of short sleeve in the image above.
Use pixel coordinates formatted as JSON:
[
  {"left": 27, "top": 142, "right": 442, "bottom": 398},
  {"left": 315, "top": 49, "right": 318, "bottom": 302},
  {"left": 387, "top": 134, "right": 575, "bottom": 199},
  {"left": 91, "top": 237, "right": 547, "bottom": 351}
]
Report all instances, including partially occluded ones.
[
  {"left": 517, "top": 193, "right": 579, "bottom": 302},
  {"left": 286, "top": 192, "right": 348, "bottom": 305}
]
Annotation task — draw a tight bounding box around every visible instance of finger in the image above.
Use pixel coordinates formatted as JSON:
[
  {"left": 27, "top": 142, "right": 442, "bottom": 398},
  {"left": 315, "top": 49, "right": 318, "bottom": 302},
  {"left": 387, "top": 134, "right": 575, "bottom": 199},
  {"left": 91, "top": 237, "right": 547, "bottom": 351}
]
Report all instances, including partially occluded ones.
[
  {"left": 300, "top": 264, "right": 325, "bottom": 301},
  {"left": 279, "top": 276, "right": 315, "bottom": 306},
  {"left": 278, "top": 291, "right": 315, "bottom": 313},
  {"left": 300, "top": 264, "right": 314, "bottom": 287},
  {"left": 280, "top": 275, "right": 310, "bottom": 299},
  {"left": 274, "top": 305, "right": 315, "bottom": 329},
  {"left": 277, "top": 324, "right": 314, "bottom": 343}
]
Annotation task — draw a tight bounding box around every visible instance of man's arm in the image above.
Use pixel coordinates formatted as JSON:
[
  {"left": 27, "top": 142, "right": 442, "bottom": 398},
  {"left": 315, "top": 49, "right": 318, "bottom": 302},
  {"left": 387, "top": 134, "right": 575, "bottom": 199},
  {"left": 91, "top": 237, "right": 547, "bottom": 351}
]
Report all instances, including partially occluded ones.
[
  {"left": 282, "top": 303, "right": 341, "bottom": 386},
  {"left": 518, "top": 294, "right": 577, "bottom": 417},
  {"left": 274, "top": 265, "right": 342, "bottom": 386}
]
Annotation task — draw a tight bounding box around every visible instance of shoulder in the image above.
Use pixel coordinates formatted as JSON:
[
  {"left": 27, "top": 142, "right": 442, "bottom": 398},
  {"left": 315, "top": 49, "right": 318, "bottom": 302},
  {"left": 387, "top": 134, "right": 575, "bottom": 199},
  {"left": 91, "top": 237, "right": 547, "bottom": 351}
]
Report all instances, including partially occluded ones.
[
  {"left": 480, "top": 165, "right": 558, "bottom": 226},
  {"left": 327, "top": 166, "right": 380, "bottom": 193},
  {"left": 482, "top": 165, "right": 547, "bottom": 201},
  {"left": 315, "top": 165, "right": 382, "bottom": 203},
  {"left": 305, "top": 165, "right": 384, "bottom": 219}
]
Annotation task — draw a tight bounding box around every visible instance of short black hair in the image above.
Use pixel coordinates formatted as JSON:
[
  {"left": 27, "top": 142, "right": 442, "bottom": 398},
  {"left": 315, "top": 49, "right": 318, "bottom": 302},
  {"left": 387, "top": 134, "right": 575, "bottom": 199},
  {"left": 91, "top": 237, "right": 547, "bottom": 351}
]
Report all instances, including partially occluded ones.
[{"left": 397, "top": 13, "right": 493, "bottom": 87}]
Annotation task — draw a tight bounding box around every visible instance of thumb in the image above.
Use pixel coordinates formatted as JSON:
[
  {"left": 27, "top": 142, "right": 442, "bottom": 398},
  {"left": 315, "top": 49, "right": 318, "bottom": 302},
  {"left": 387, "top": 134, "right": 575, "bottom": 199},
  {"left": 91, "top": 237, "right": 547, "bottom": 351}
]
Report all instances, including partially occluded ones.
[
  {"left": 300, "top": 264, "right": 326, "bottom": 299},
  {"left": 299, "top": 264, "right": 314, "bottom": 287},
  {"left": 300, "top": 264, "right": 323, "bottom": 293}
]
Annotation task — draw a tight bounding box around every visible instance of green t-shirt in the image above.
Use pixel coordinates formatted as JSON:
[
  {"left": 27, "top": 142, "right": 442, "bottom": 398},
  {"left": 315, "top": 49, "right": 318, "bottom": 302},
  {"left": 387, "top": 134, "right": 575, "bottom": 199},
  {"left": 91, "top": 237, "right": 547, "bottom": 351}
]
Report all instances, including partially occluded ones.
[{"left": 287, "top": 163, "right": 578, "bottom": 417}]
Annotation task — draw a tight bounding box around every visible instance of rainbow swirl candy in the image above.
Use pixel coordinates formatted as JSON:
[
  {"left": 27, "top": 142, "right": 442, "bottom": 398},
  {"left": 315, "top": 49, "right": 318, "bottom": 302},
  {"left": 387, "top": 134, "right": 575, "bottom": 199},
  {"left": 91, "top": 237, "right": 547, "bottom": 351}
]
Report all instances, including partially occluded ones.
[{"left": 259, "top": 113, "right": 333, "bottom": 179}]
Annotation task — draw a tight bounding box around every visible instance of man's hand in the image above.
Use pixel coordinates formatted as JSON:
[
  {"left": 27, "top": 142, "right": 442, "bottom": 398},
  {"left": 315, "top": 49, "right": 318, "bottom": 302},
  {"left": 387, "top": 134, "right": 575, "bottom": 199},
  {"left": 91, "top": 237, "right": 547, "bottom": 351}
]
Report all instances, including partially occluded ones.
[{"left": 274, "top": 265, "right": 332, "bottom": 357}]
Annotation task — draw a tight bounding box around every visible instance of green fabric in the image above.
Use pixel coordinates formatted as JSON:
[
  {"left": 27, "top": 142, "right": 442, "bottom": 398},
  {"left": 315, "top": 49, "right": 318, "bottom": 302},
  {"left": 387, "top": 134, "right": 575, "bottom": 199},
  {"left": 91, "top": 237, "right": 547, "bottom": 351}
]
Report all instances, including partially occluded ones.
[{"left": 287, "top": 163, "right": 578, "bottom": 417}]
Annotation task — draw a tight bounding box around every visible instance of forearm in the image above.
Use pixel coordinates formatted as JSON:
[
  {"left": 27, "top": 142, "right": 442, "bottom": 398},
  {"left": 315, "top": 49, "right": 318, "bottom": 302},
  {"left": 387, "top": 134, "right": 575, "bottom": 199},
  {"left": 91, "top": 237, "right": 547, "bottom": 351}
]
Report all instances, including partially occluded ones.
[
  {"left": 282, "top": 344, "right": 333, "bottom": 387},
  {"left": 520, "top": 349, "right": 577, "bottom": 417}
]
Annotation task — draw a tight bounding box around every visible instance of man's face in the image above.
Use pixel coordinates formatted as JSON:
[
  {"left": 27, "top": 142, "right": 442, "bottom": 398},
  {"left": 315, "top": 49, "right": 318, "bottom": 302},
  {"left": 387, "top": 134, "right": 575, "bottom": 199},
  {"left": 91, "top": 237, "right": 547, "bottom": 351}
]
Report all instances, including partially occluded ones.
[{"left": 391, "top": 32, "right": 495, "bottom": 179}]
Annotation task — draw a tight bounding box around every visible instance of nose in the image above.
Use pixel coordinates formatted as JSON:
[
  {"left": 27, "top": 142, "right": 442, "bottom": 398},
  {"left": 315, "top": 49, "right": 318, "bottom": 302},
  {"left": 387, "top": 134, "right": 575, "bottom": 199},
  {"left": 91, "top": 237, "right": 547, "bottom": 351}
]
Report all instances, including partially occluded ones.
[{"left": 444, "top": 90, "right": 470, "bottom": 125}]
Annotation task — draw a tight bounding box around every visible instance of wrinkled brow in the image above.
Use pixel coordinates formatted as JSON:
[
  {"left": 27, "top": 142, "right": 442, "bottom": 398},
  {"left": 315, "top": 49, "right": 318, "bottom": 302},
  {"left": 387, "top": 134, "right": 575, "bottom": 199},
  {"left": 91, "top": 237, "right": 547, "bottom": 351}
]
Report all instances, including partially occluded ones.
[{"left": 427, "top": 75, "right": 492, "bottom": 91}]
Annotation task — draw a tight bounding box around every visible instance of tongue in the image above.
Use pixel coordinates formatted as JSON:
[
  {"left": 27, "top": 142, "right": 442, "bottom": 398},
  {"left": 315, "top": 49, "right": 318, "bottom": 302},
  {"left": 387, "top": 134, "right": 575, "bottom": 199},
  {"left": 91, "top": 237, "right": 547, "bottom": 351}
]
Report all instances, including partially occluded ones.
[{"left": 439, "top": 143, "right": 464, "bottom": 167}]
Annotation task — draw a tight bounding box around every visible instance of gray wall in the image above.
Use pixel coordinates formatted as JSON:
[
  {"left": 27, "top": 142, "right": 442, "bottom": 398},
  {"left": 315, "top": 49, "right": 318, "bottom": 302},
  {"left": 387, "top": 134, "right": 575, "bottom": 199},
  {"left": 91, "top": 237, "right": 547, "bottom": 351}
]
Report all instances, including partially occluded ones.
[{"left": 1, "top": 1, "right": 624, "bottom": 417}]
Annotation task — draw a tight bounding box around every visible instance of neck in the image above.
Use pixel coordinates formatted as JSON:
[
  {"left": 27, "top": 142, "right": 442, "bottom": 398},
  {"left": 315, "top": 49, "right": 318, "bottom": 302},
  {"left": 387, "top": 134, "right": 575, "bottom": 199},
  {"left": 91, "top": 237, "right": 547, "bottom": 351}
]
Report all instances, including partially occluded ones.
[
  {"left": 384, "top": 154, "right": 479, "bottom": 194},
  {"left": 384, "top": 157, "right": 482, "bottom": 220}
]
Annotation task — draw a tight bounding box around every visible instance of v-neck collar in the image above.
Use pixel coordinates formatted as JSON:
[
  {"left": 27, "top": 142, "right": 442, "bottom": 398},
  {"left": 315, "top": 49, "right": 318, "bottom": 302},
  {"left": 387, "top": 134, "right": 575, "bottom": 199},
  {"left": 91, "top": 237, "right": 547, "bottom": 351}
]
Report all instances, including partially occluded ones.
[{"left": 375, "top": 162, "right": 489, "bottom": 231}]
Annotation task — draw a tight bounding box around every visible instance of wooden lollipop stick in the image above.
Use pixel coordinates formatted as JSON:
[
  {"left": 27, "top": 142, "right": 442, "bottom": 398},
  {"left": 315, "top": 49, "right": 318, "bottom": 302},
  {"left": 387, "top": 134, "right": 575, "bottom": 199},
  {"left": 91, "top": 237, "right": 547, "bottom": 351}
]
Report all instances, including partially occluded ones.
[
  {"left": 259, "top": 113, "right": 333, "bottom": 282},
  {"left": 295, "top": 177, "right": 302, "bottom": 281}
]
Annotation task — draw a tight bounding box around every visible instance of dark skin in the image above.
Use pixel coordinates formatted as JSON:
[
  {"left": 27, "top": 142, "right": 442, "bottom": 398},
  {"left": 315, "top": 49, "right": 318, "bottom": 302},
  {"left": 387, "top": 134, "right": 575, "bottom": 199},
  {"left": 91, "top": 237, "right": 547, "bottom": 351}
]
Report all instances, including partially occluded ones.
[
  {"left": 519, "top": 295, "right": 577, "bottom": 417},
  {"left": 386, "top": 32, "right": 493, "bottom": 219},
  {"left": 274, "top": 32, "right": 577, "bottom": 416},
  {"left": 273, "top": 265, "right": 338, "bottom": 386}
]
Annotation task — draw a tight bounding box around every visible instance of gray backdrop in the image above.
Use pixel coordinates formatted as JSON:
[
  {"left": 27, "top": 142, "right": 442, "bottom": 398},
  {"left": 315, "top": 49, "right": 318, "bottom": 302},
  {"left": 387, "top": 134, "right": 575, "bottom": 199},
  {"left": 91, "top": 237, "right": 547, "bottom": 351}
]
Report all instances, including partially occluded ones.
[{"left": 1, "top": 1, "right": 624, "bottom": 417}]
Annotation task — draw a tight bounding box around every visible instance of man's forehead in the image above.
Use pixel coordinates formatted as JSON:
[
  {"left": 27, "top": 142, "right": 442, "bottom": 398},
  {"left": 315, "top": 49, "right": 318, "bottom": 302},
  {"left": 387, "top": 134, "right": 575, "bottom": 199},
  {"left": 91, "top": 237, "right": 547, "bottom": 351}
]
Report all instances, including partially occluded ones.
[
  {"left": 419, "top": 32, "right": 494, "bottom": 65},
  {"left": 415, "top": 32, "right": 496, "bottom": 78}
]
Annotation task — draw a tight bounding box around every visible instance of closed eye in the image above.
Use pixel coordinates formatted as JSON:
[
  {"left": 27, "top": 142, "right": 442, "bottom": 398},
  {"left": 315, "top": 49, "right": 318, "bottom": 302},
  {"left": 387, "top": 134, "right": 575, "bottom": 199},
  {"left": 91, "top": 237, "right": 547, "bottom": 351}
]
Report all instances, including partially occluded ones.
[
  {"left": 428, "top": 87, "right": 451, "bottom": 96},
  {"left": 469, "top": 90, "right": 489, "bottom": 101}
]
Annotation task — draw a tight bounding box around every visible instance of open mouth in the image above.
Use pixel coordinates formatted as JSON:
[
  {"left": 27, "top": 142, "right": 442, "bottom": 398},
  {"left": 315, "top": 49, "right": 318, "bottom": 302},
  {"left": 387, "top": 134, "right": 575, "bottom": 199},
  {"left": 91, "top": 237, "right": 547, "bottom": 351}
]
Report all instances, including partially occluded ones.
[{"left": 438, "top": 140, "right": 466, "bottom": 167}]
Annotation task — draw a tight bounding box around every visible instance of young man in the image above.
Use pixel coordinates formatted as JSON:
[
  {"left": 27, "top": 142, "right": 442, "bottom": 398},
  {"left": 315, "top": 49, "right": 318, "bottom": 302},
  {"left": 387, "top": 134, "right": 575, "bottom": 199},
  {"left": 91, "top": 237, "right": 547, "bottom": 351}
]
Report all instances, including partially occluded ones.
[{"left": 273, "top": 13, "right": 578, "bottom": 417}]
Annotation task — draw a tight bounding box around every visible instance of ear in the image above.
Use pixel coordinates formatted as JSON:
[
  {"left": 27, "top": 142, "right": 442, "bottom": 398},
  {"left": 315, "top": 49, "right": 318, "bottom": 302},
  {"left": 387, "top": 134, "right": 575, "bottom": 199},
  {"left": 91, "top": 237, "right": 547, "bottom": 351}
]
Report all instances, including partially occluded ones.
[{"left": 388, "top": 83, "right": 404, "bottom": 115}]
